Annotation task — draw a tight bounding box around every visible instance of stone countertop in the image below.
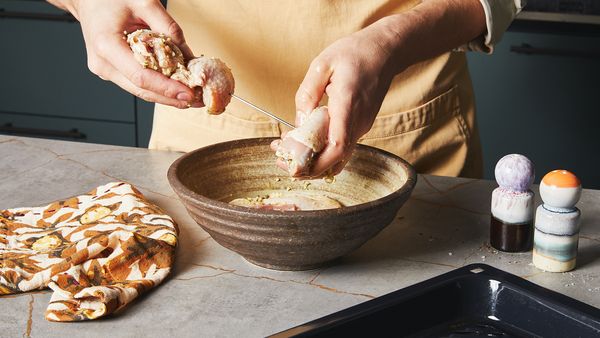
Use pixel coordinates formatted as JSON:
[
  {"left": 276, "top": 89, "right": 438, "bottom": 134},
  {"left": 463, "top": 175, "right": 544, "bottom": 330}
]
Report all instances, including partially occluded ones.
[{"left": 0, "top": 135, "right": 598, "bottom": 337}]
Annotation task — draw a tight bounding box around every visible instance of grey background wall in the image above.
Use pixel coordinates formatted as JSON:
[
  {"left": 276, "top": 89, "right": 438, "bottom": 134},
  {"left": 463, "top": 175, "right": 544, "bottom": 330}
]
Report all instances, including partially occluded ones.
[{"left": 1, "top": 1, "right": 599, "bottom": 188}]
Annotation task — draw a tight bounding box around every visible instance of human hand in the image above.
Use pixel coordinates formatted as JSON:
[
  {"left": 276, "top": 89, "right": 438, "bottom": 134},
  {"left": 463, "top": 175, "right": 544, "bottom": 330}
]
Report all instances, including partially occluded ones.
[
  {"left": 294, "top": 22, "right": 401, "bottom": 177},
  {"left": 49, "top": 0, "right": 198, "bottom": 109}
]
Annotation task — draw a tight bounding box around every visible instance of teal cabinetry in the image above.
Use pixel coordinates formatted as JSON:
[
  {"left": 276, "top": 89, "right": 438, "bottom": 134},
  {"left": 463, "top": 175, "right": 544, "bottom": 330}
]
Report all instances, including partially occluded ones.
[
  {"left": 0, "top": 112, "right": 136, "bottom": 146},
  {"left": 0, "top": 0, "right": 154, "bottom": 147},
  {"left": 467, "top": 30, "right": 600, "bottom": 188}
]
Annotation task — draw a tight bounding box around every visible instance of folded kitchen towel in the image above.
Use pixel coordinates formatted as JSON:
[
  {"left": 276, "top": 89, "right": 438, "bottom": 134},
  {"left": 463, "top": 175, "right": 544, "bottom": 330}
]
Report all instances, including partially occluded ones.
[{"left": 0, "top": 182, "right": 178, "bottom": 321}]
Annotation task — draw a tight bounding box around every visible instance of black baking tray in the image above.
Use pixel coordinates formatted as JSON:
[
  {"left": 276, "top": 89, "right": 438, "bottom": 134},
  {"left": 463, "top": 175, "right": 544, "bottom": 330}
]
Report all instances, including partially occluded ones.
[{"left": 270, "top": 264, "right": 600, "bottom": 338}]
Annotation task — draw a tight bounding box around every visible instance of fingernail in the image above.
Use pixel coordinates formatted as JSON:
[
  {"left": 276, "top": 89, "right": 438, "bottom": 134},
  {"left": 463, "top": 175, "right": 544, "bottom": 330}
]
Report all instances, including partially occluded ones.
[
  {"left": 177, "top": 92, "right": 192, "bottom": 101},
  {"left": 178, "top": 102, "right": 190, "bottom": 109}
]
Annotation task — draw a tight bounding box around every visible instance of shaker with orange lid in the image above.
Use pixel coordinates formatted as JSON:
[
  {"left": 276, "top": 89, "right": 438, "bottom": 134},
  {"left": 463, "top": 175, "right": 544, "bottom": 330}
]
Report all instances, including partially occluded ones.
[{"left": 532, "top": 170, "right": 582, "bottom": 272}]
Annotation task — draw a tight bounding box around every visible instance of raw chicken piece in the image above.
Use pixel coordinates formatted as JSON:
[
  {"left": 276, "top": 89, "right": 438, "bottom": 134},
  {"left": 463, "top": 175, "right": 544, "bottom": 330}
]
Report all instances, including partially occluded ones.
[
  {"left": 127, "top": 29, "right": 184, "bottom": 76},
  {"left": 186, "top": 57, "right": 235, "bottom": 114},
  {"left": 127, "top": 29, "right": 235, "bottom": 113},
  {"left": 275, "top": 106, "right": 330, "bottom": 176},
  {"left": 230, "top": 191, "right": 342, "bottom": 211},
  {"left": 169, "top": 63, "right": 205, "bottom": 105}
]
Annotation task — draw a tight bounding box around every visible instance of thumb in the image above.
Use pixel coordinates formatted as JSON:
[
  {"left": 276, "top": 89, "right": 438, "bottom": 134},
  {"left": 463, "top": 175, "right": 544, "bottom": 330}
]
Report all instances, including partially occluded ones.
[{"left": 137, "top": 1, "right": 195, "bottom": 60}]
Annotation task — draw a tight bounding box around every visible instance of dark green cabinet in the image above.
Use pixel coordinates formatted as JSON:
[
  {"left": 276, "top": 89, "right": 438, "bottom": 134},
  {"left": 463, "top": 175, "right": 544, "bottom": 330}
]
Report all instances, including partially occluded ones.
[
  {"left": 0, "top": 0, "right": 153, "bottom": 147},
  {"left": 468, "top": 30, "right": 600, "bottom": 188},
  {"left": 0, "top": 112, "right": 136, "bottom": 146}
]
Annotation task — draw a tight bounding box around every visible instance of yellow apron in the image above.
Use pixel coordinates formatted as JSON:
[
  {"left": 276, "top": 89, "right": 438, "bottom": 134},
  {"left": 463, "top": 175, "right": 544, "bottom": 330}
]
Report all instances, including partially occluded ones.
[{"left": 149, "top": 0, "right": 483, "bottom": 178}]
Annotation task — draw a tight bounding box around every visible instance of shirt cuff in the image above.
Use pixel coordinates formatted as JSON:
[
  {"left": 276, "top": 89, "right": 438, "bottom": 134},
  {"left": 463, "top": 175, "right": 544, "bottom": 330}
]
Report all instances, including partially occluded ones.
[{"left": 458, "top": 0, "right": 526, "bottom": 54}]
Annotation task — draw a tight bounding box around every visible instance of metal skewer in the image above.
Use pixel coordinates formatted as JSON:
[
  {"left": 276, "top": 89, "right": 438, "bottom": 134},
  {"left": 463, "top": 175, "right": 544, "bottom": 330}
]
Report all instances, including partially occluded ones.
[{"left": 230, "top": 94, "right": 295, "bottom": 129}]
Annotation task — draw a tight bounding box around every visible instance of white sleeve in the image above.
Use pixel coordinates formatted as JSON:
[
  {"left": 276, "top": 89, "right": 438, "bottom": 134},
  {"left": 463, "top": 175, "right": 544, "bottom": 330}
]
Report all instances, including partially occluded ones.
[{"left": 458, "top": 0, "right": 526, "bottom": 54}]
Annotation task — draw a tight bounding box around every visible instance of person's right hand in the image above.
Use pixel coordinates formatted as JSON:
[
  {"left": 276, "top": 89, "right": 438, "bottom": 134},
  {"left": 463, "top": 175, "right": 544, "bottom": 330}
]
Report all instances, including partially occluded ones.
[{"left": 48, "top": 0, "right": 198, "bottom": 109}]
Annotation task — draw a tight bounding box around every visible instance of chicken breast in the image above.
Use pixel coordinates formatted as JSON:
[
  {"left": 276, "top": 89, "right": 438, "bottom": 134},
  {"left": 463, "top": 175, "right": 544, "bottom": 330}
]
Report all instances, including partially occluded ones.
[
  {"left": 127, "top": 29, "right": 235, "bottom": 113},
  {"left": 275, "top": 106, "right": 330, "bottom": 176},
  {"left": 230, "top": 191, "right": 342, "bottom": 211}
]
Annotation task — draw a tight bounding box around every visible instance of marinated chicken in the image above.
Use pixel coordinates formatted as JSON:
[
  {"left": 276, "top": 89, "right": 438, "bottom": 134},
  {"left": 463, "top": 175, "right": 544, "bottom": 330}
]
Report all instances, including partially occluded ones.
[
  {"left": 127, "top": 29, "right": 184, "bottom": 77},
  {"left": 179, "top": 57, "right": 235, "bottom": 114},
  {"left": 275, "top": 106, "right": 330, "bottom": 176},
  {"left": 127, "top": 29, "right": 235, "bottom": 113},
  {"left": 230, "top": 191, "right": 342, "bottom": 211}
]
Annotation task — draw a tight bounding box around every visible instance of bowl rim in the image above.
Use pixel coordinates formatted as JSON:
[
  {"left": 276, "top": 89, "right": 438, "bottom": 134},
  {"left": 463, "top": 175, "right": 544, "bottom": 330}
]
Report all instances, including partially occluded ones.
[{"left": 167, "top": 137, "right": 417, "bottom": 218}]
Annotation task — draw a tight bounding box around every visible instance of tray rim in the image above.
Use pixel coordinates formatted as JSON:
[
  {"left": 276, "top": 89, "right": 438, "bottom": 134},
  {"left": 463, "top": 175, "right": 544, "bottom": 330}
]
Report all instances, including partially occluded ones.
[{"left": 268, "top": 264, "right": 600, "bottom": 337}]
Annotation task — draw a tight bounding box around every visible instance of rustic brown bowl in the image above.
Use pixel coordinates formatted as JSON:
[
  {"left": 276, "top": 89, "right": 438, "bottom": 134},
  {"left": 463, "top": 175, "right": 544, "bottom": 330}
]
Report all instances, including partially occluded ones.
[{"left": 167, "top": 137, "right": 416, "bottom": 270}]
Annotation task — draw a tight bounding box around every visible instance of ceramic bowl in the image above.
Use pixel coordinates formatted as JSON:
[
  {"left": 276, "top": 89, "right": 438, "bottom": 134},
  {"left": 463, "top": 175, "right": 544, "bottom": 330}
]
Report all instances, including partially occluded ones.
[{"left": 167, "top": 137, "right": 416, "bottom": 270}]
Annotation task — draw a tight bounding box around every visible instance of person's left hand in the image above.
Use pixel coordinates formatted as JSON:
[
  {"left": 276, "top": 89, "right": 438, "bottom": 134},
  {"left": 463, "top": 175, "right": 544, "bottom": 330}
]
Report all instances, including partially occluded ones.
[{"left": 294, "top": 23, "right": 401, "bottom": 177}]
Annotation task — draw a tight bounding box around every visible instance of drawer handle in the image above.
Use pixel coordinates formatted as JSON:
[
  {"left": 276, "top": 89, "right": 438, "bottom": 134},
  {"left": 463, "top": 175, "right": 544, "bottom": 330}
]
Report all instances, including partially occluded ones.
[
  {"left": 0, "top": 123, "right": 86, "bottom": 140},
  {"left": 510, "top": 43, "right": 600, "bottom": 58},
  {"left": 0, "top": 9, "right": 76, "bottom": 22}
]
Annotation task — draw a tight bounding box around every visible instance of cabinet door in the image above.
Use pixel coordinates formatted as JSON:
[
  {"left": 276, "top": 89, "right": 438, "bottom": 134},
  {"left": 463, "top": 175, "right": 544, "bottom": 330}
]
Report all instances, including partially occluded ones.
[
  {"left": 0, "top": 112, "right": 136, "bottom": 146},
  {"left": 136, "top": 99, "right": 155, "bottom": 148},
  {"left": 467, "top": 31, "right": 600, "bottom": 188},
  {"left": 0, "top": 0, "right": 134, "bottom": 123}
]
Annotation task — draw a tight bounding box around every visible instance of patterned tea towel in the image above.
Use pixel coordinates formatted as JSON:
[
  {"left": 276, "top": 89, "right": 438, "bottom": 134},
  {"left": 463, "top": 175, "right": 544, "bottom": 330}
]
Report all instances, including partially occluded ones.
[{"left": 0, "top": 182, "right": 178, "bottom": 321}]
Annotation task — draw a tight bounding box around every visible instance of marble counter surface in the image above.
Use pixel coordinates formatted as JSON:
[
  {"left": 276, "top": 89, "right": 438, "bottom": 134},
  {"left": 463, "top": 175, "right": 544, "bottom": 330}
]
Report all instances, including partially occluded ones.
[{"left": 1, "top": 135, "right": 598, "bottom": 337}]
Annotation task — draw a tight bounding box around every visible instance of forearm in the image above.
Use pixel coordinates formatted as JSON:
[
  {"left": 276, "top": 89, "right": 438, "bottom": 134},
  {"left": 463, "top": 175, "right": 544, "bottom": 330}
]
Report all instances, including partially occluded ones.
[{"left": 373, "top": 0, "right": 486, "bottom": 74}]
